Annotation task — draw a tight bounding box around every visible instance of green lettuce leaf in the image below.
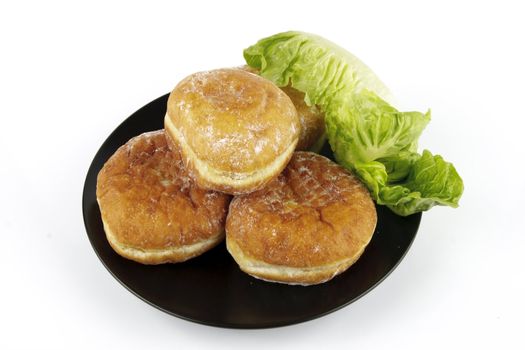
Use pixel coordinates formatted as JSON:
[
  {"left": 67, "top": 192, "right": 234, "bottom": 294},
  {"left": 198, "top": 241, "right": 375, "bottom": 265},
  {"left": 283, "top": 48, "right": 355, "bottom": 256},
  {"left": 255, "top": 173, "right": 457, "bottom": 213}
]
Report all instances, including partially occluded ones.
[
  {"left": 378, "top": 151, "right": 421, "bottom": 183},
  {"left": 244, "top": 31, "right": 394, "bottom": 107},
  {"left": 326, "top": 90, "right": 431, "bottom": 165},
  {"left": 354, "top": 150, "right": 463, "bottom": 216},
  {"left": 244, "top": 31, "right": 464, "bottom": 216},
  {"left": 353, "top": 160, "right": 388, "bottom": 198}
]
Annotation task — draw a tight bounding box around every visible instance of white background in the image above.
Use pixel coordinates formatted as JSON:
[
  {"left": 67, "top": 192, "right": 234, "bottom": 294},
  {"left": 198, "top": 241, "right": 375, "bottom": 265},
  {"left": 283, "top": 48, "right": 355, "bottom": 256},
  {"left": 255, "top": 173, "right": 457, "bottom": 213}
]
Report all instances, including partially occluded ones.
[{"left": 1, "top": 0, "right": 523, "bottom": 349}]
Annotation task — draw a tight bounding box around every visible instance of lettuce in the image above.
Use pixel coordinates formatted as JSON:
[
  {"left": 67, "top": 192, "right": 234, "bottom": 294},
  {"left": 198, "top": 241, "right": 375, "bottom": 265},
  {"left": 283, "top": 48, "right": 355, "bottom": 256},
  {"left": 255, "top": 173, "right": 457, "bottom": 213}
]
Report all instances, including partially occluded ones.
[
  {"left": 356, "top": 150, "right": 463, "bottom": 216},
  {"left": 330, "top": 91, "right": 463, "bottom": 215},
  {"left": 244, "top": 31, "right": 394, "bottom": 107},
  {"left": 325, "top": 90, "right": 431, "bottom": 165},
  {"left": 244, "top": 31, "right": 464, "bottom": 216}
]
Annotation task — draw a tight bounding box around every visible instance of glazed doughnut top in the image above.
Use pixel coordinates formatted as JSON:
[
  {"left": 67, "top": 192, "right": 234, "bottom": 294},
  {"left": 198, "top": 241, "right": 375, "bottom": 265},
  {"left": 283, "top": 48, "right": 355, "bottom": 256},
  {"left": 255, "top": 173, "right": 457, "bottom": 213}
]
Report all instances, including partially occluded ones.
[
  {"left": 96, "top": 130, "right": 231, "bottom": 250},
  {"left": 166, "top": 69, "right": 300, "bottom": 175},
  {"left": 227, "top": 152, "right": 377, "bottom": 268}
]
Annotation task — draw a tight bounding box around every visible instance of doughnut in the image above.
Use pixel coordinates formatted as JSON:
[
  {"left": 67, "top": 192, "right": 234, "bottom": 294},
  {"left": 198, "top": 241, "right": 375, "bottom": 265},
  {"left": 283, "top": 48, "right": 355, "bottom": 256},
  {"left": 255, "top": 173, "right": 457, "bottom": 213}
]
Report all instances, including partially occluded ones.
[
  {"left": 164, "top": 68, "right": 300, "bottom": 195},
  {"left": 226, "top": 152, "right": 377, "bottom": 285},
  {"left": 279, "top": 86, "right": 325, "bottom": 151},
  {"left": 96, "top": 130, "right": 231, "bottom": 264},
  {"left": 239, "top": 66, "right": 326, "bottom": 152}
]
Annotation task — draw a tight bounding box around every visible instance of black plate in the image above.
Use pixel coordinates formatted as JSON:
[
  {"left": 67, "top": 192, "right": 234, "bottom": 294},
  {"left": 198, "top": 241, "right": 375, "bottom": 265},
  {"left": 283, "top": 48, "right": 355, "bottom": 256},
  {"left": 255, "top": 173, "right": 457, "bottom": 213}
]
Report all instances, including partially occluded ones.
[{"left": 82, "top": 93, "right": 421, "bottom": 329}]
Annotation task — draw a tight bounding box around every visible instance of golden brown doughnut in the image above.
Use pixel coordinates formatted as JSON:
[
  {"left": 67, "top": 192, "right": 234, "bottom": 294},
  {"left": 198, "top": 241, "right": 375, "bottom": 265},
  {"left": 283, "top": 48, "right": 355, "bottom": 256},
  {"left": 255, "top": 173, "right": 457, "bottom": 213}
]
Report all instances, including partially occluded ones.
[
  {"left": 164, "top": 68, "right": 300, "bottom": 195},
  {"left": 96, "top": 130, "right": 231, "bottom": 264},
  {"left": 226, "top": 152, "right": 377, "bottom": 285},
  {"left": 239, "top": 66, "right": 326, "bottom": 152}
]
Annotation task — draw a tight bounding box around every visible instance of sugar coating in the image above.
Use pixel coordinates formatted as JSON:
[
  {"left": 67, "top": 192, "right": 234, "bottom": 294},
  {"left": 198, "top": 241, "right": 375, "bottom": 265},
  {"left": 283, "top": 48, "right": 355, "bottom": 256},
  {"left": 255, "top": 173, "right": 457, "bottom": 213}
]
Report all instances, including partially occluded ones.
[{"left": 166, "top": 69, "right": 300, "bottom": 174}]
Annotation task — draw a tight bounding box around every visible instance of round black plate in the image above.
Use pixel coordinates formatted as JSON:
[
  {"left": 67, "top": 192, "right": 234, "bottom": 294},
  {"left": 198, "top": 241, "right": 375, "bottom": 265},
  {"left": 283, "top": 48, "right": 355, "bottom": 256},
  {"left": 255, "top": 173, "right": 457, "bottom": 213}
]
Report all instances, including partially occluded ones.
[{"left": 82, "top": 94, "right": 421, "bottom": 329}]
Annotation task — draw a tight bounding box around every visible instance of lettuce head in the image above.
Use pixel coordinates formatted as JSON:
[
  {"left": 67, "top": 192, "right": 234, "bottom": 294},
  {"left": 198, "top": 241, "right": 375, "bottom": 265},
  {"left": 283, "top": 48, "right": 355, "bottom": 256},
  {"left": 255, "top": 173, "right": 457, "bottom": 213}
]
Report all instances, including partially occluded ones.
[{"left": 244, "top": 31, "right": 463, "bottom": 216}]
